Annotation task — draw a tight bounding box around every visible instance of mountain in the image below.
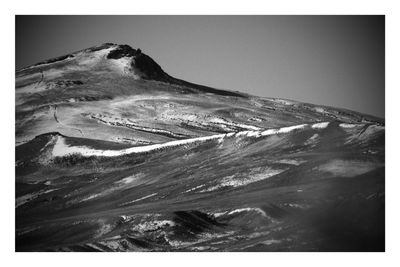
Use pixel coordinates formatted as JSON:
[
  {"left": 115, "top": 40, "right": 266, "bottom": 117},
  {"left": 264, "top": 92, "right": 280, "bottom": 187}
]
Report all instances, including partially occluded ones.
[{"left": 15, "top": 43, "right": 384, "bottom": 252}]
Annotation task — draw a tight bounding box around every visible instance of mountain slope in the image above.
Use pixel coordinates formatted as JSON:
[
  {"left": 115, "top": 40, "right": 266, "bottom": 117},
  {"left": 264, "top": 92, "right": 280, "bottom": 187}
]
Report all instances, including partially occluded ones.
[
  {"left": 15, "top": 43, "right": 382, "bottom": 145},
  {"left": 15, "top": 43, "right": 384, "bottom": 252}
]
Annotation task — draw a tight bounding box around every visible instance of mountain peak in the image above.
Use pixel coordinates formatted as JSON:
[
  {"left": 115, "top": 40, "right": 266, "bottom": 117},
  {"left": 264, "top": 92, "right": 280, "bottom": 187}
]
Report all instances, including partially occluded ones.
[
  {"left": 16, "top": 42, "right": 247, "bottom": 99},
  {"left": 84, "top": 43, "right": 167, "bottom": 80},
  {"left": 105, "top": 44, "right": 169, "bottom": 81},
  {"left": 81, "top": 43, "right": 168, "bottom": 81},
  {"left": 106, "top": 44, "right": 140, "bottom": 59}
]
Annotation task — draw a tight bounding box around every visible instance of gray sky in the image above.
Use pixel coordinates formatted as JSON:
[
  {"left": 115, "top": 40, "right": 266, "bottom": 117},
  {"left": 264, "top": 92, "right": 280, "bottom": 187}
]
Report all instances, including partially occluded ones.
[{"left": 16, "top": 15, "right": 385, "bottom": 118}]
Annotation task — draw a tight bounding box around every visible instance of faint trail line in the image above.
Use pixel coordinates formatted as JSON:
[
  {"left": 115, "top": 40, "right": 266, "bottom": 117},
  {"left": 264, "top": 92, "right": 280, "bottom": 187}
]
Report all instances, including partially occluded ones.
[
  {"left": 52, "top": 105, "right": 84, "bottom": 136},
  {"left": 33, "top": 70, "right": 44, "bottom": 90},
  {"left": 33, "top": 70, "right": 45, "bottom": 99}
]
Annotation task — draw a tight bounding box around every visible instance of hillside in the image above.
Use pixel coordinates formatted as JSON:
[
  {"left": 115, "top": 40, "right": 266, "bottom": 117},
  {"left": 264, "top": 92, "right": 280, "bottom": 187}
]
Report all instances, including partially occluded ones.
[{"left": 15, "top": 43, "right": 385, "bottom": 251}]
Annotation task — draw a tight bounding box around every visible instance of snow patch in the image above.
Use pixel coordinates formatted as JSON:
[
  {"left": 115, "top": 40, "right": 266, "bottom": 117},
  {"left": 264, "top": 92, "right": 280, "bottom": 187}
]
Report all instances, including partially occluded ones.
[
  {"left": 219, "top": 170, "right": 284, "bottom": 187},
  {"left": 80, "top": 193, "right": 102, "bottom": 202},
  {"left": 213, "top": 207, "right": 270, "bottom": 219},
  {"left": 202, "top": 168, "right": 285, "bottom": 192},
  {"left": 95, "top": 219, "right": 113, "bottom": 238},
  {"left": 314, "top": 107, "right": 325, "bottom": 113},
  {"left": 285, "top": 203, "right": 311, "bottom": 209},
  {"left": 246, "top": 131, "right": 262, "bottom": 137},
  {"left": 261, "top": 124, "right": 307, "bottom": 136},
  {"left": 115, "top": 173, "right": 144, "bottom": 185},
  {"left": 108, "top": 57, "right": 140, "bottom": 78},
  {"left": 52, "top": 133, "right": 226, "bottom": 158},
  {"left": 275, "top": 159, "right": 306, "bottom": 166},
  {"left": 228, "top": 207, "right": 267, "bottom": 217},
  {"left": 272, "top": 98, "right": 295, "bottom": 105},
  {"left": 183, "top": 184, "right": 206, "bottom": 193},
  {"left": 311, "top": 122, "right": 330, "bottom": 129},
  {"left": 120, "top": 193, "right": 158, "bottom": 206},
  {"left": 260, "top": 239, "right": 282, "bottom": 245},
  {"left": 77, "top": 47, "right": 114, "bottom": 67},
  {"left": 131, "top": 219, "right": 175, "bottom": 232},
  {"left": 50, "top": 122, "right": 324, "bottom": 158},
  {"left": 249, "top": 117, "right": 262, "bottom": 122},
  {"left": 340, "top": 123, "right": 358, "bottom": 128},
  {"left": 209, "top": 117, "right": 262, "bottom": 131},
  {"left": 317, "top": 159, "right": 382, "bottom": 177},
  {"left": 305, "top": 133, "right": 319, "bottom": 146}
]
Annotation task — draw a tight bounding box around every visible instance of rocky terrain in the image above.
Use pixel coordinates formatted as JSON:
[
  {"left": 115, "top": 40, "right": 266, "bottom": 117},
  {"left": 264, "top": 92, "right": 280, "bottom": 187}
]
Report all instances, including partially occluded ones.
[{"left": 15, "top": 43, "right": 384, "bottom": 251}]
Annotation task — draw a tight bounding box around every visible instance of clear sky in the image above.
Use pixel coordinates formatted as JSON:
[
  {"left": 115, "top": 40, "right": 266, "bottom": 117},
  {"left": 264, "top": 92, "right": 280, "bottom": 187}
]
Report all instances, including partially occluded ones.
[{"left": 15, "top": 15, "right": 385, "bottom": 118}]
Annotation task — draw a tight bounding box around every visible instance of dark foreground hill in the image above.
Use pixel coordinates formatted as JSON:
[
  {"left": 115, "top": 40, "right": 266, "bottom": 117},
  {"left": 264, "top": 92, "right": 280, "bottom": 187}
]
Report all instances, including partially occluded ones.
[{"left": 15, "top": 43, "right": 384, "bottom": 251}]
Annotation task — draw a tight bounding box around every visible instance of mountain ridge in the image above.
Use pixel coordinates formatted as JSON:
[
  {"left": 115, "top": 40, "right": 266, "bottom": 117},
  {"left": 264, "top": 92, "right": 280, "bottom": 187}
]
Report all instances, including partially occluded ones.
[
  {"left": 17, "top": 42, "right": 384, "bottom": 121},
  {"left": 15, "top": 42, "right": 385, "bottom": 252}
]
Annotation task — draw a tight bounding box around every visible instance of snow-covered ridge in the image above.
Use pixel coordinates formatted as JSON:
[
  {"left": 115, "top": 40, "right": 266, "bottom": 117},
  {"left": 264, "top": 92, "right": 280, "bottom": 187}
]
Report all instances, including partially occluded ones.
[
  {"left": 51, "top": 122, "right": 332, "bottom": 158},
  {"left": 52, "top": 132, "right": 227, "bottom": 157}
]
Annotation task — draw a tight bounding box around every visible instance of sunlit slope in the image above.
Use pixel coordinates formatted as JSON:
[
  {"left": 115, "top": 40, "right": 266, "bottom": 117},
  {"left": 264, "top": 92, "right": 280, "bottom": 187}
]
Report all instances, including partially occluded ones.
[
  {"left": 15, "top": 43, "right": 385, "bottom": 252},
  {"left": 16, "top": 43, "right": 382, "bottom": 145}
]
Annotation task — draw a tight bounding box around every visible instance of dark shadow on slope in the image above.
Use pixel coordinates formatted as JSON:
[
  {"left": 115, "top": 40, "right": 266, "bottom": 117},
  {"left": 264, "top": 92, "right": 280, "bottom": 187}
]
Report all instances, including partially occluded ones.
[{"left": 171, "top": 210, "right": 226, "bottom": 240}]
